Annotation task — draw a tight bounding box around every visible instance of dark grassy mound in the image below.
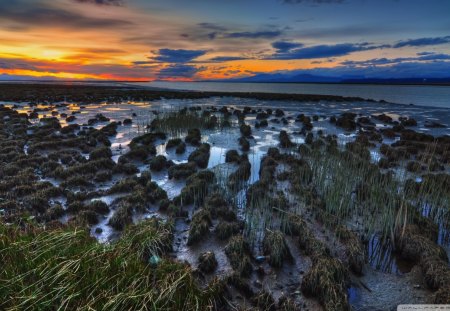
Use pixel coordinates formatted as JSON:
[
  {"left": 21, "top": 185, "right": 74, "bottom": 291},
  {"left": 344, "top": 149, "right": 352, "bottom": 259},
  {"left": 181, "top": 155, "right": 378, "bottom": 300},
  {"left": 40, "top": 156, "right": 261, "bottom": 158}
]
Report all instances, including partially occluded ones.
[
  {"left": 279, "top": 130, "right": 295, "bottom": 148},
  {"left": 301, "top": 256, "right": 350, "bottom": 311},
  {"left": 263, "top": 230, "right": 291, "bottom": 267},
  {"left": 188, "top": 143, "right": 211, "bottom": 168},
  {"left": 185, "top": 128, "right": 202, "bottom": 146},
  {"left": 150, "top": 155, "right": 168, "bottom": 171},
  {"left": 225, "top": 235, "right": 253, "bottom": 277},
  {"left": 187, "top": 209, "right": 212, "bottom": 246},
  {"left": 168, "top": 162, "right": 197, "bottom": 179},
  {"left": 198, "top": 251, "right": 218, "bottom": 273}
]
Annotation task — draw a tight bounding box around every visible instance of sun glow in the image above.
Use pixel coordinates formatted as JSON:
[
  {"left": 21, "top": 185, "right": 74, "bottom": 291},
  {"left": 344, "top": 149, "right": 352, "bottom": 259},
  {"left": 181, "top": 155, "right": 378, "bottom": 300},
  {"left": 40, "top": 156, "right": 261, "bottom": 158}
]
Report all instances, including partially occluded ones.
[{"left": 41, "top": 50, "right": 65, "bottom": 60}]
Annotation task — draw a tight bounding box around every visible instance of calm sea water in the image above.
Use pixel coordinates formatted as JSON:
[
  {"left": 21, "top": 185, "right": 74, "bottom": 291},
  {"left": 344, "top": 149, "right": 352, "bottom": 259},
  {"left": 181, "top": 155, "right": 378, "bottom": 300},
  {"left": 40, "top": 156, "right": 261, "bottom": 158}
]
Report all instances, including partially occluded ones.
[{"left": 139, "top": 81, "right": 450, "bottom": 109}]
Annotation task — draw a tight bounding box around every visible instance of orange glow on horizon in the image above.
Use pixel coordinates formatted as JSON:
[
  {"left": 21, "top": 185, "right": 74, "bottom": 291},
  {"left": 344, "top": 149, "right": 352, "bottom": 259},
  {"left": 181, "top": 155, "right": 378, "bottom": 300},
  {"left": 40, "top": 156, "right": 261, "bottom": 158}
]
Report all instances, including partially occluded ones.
[{"left": 0, "top": 68, "right": 151, "bottom": 81}]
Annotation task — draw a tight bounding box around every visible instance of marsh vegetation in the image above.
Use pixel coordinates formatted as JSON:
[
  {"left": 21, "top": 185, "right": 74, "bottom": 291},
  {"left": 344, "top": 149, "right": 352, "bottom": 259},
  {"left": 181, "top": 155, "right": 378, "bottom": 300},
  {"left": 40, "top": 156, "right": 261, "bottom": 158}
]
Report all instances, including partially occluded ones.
[{"left": 0, "top": 85, "right": 449, "bottom": 310}]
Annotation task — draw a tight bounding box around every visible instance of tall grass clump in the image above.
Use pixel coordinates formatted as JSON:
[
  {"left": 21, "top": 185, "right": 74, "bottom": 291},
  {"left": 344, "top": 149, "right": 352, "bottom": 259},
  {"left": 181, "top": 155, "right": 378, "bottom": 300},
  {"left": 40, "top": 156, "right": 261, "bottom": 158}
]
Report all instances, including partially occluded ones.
[
  {"left": 301, "top": 256, "right": 350, "bottom": 311},
  {"left": 149, "top": 109, "right": 220, "bottom": 137},
  {"left": 301, "top": 145, "right": 411, "bottom": 245},
  {"left": 287, "top": 138, "right": 449, "bottom": 275}
]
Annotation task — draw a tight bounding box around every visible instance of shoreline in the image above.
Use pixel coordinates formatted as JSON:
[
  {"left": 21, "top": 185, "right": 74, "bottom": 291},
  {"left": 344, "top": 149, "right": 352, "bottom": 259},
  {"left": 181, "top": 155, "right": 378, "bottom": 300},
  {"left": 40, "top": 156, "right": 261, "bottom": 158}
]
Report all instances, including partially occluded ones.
[
  {"left": 3, "top": 82, "right": 450, "bottom": 111},
  {"left": 0, "top": 82, "right": 397, "bottom": 106}
]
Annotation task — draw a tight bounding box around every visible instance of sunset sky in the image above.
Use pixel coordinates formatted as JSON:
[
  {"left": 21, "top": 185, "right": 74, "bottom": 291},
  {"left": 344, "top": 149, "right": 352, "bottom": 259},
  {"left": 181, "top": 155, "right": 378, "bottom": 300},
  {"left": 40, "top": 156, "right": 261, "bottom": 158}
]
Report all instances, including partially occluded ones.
[{"left": 1, "top": 0, "right": 450, "bottom": 81}]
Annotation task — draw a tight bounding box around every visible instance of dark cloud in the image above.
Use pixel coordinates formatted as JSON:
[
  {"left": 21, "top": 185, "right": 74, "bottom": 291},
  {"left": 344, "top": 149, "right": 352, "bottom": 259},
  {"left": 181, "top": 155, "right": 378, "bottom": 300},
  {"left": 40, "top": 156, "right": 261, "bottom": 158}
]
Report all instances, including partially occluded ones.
[
  {"left": 295, "top": 18, "right": 313, "bottom": 23},
  {"left": 311, "top": 59, "right": 334, "bottom": 64},
  {"left": 0, "top": 58, "right": 40, "bottom": 71},
  {"left": 416, "top": 51, "right": 435, "bottom": 56},
  {"left": 193, "top": 23, "right": 229, "bottom": 40},
  {"left": 73, "top": 0, "right": 124, "bottom": 6},
  {"left": 267, "top": 36, "right": 450, "bottom": 61},
  {"left": 298, "top": 25, "right": 400, "bottom": 39},
  {"left": 0, "top": 2, "right": 132, "bottom": 29},
  {"left": 182, "top": 22, "right": 287, "bottom": 43},
  {"left": 222, "top": 70, "right": 242, "bottom": 76},
  {"left": 272, "top": 41, "right": 304, "bottom": 52},
  {"left": 341, "top": 57, "right": 411, "bottom": 66},
  {"left": 143, "top": 49, "right": 250, "bottom": 64},
  {"left": 393, "top": 36, "right": 450, "bottom": 48},
  {"left": 194, "top": 23, "right": 283, "bottom": 41},
  {"left": 150, "top": 49, "right": 207, "bottom": 63},
  {"left": 341, "top": 53, "right": 450, "bottom": 66},
  {"left": 158, "top": 64, "right": 203, "bottom": 78},
  {"left": 197, "top": 23, "right": 228, "bottom": 32},
  {"left": 208, "top": 32, "right": 218, "bottom": 40},
  {"left": 268, "top": 42, "right": 379, "bottom": 60},
  {"left": 419, "top": 53, "right": 450, "bottom": 61},
  {"left": 209, "top": 56, "right": 250, "bottom": 62},
  {"left": 225, "top": 30, "right": 282, "bottom": 39},
  {"left": 132, "top": 61, "right": 155, "bottom": 65}
]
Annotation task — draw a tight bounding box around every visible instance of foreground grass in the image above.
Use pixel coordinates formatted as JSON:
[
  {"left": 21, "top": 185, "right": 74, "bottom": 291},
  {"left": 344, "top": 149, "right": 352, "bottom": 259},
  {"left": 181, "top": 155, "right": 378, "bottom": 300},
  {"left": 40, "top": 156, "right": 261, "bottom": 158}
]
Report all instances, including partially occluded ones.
[{"left": 0, "top": 219, "right": 222, "bottom": 311}]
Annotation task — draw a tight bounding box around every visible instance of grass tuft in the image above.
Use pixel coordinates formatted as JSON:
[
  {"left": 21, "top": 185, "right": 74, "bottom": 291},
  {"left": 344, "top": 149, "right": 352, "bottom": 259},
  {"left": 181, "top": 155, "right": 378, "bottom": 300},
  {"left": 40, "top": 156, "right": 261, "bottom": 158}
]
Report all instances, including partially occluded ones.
[{"left": 0, "top": 220, "right": 223, "bottom": 310}]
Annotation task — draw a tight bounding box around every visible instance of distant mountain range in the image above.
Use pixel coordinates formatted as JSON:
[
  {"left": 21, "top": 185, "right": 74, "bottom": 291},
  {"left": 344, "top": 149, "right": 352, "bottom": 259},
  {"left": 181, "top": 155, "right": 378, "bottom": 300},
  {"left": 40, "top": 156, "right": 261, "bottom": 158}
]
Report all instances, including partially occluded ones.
[
  {"left": 2, "top": 73, "right": 450, "bottom": 85},
  {"left": 225, "top": 73, "right": 343, "bottom": 83},
  {"left": 223, "top": 74, "right": 450, "bottom": 85}
]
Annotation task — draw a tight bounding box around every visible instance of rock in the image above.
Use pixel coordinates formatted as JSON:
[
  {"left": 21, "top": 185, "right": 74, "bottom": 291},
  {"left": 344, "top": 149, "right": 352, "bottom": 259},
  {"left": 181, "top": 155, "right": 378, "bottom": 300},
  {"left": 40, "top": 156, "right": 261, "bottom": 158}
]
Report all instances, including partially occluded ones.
[
  {"left": 148, "top": 255, "right": 161, "bottom": 268},
  {"left": 255, "top": 255, "right": 266, "bottom": 263}
]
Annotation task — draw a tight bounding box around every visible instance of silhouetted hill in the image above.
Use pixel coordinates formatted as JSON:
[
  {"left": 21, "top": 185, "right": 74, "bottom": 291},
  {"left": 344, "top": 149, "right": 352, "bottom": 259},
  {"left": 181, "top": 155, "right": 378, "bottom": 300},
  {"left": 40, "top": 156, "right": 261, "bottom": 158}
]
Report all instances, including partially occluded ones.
[{"left": 222, "top": 74, "right": 450, "bottom": 85}]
